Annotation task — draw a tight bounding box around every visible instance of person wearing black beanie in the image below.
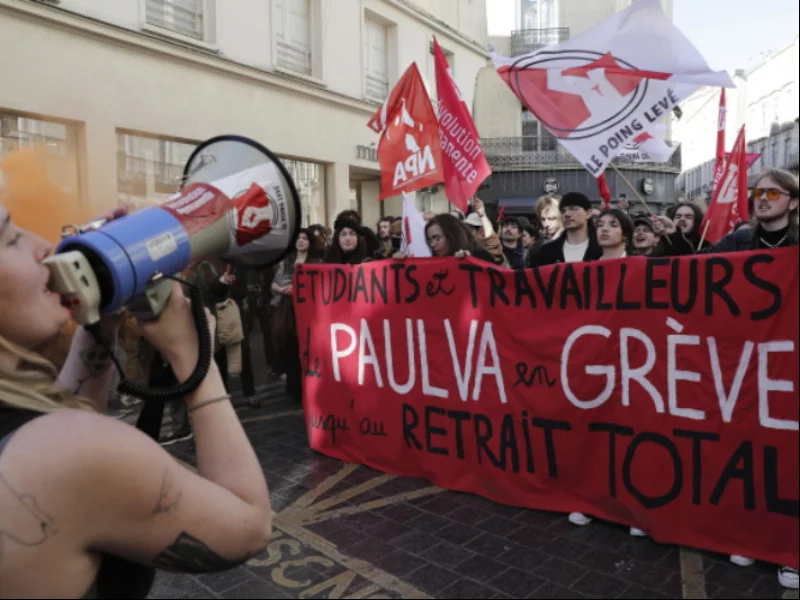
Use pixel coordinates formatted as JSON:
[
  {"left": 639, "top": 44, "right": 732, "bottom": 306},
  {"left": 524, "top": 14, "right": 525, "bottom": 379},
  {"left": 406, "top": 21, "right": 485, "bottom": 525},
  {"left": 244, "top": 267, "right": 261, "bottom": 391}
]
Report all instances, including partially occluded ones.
[
  {"left": 530, "top": 192, "right": 601, "bottom": 267},
  {"left": 325, "top": 215, "right": 369, "bottom": 265}
]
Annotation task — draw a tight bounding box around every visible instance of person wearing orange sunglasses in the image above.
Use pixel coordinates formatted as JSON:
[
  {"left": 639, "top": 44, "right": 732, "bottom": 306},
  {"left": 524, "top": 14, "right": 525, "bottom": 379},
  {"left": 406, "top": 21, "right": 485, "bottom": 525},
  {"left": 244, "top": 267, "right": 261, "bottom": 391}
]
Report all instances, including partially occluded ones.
[
  {"left": 711, "top": 168, "right": 799, "bottom": 254},
  {"left": 705, "top": 168, "right": 799, "bottom": 590}
]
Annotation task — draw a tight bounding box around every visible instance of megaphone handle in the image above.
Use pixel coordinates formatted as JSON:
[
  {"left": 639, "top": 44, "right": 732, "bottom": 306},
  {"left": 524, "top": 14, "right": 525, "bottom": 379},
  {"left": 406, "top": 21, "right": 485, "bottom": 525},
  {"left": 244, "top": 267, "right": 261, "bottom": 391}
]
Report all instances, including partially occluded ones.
[
  {"left": 116, "top": 284, "right": 214, "bottom": 403},
  {"left": 127, "top": 279, "right": 175, "bottom": 322}
]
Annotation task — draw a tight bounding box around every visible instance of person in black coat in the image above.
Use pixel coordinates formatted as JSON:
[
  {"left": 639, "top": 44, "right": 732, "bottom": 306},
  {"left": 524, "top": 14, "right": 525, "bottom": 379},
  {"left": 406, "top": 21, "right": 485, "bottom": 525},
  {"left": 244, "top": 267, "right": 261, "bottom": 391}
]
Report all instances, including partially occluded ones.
[{"left": 530, "top": 192, "right": 602, "bottom": 267}]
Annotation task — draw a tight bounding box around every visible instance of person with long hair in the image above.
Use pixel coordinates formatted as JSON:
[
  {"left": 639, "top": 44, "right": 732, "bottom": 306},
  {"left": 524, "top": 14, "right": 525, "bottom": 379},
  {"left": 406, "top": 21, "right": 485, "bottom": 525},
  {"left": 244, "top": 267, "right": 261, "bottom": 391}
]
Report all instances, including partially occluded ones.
[
  {"left": 0, "top": 204, "right": 271, "bottom": 597},
  {"left": 425, "top": 214, "right": 495, "bottom": 263},
  {"left": 596, "top": 208, "right": 633, "bottom": 260},
  {"left": 325, "top": 215, "right": 369, "bottom": 265},
  {"left": 711, "top": 168, "right": 798, "bottom": 253},
  {"left": 668, "top": 202, "right": 705, "bottom": 250},
  {"left": 270, "top": 229, "right": 324, "bottom": 403}
]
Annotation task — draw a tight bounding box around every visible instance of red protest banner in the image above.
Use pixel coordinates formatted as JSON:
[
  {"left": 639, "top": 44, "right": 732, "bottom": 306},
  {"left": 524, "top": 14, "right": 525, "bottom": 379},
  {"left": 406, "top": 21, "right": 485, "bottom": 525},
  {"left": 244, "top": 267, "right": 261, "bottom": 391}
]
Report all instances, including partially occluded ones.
[
  {"left": 367, "top": 63, "right": 444, "bottom": 199},
  {"left": 295, "top": 250, "right": 800, "bottom": 568},
  {"left": 433, "top": 38, "right": 491, "bottom": 213}
]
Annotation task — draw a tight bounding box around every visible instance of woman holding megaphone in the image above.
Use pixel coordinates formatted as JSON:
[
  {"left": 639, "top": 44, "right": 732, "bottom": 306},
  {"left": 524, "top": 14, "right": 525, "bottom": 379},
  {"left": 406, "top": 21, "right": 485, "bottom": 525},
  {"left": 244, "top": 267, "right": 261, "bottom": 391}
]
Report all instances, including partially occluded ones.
[{"left": 0, "top": 204, "right": 272, "bottom": 598}]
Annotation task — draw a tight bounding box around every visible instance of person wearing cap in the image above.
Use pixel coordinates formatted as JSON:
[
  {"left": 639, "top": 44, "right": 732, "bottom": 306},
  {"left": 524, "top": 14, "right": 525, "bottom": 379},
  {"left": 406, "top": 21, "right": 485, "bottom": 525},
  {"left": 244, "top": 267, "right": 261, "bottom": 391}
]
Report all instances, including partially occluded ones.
[
  {"left": 530, "top": 192, "right": 601, "bottom": 267},
  {"left": 500, "top": 216, "right": 526, "bottom": 269},
  {"left": 631, "top": 215, "right": 694, "bottom": 257}
]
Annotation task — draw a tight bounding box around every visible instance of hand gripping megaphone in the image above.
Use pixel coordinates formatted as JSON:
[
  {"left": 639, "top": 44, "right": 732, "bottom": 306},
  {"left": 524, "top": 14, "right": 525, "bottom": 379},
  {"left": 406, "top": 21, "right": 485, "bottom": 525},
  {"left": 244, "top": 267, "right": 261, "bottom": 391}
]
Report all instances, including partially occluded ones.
[{"left": 43, "top": 135, "right": 301, "bottom": 402}]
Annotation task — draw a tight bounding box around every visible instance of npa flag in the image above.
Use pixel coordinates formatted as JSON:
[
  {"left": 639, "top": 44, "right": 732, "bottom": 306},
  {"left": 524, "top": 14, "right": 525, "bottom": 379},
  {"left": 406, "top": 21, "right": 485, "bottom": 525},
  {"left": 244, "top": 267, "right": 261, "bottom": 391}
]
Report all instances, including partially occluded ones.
[
  {"left": 368, "top": 64, "right": 443, "bottom": 199},
  {"left": 491, "top": 0, "right": 734, "bottom": 177},
  {"left": 433, "top": 37, "right": 492, "bottom": 212},
  {"left": 702, "top": 126, "right": 749, "bottom": 244},
  {"left": 401, "top": 193, "right": 432, "bottom": 257}
]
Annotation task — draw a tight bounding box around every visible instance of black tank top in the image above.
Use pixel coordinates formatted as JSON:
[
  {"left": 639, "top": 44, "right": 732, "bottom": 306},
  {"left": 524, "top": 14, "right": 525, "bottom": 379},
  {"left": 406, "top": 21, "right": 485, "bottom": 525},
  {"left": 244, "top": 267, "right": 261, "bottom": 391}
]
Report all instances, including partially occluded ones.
[{"left": 0, "top": 404, "right": 155, "bottom": 599}]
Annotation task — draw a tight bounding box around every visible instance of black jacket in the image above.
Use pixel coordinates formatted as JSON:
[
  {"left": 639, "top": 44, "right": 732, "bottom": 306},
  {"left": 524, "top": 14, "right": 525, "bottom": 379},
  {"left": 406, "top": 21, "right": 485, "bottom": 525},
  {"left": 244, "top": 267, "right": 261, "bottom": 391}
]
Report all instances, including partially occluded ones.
[
  {"left": 530, "top": 234, "right": 603, "bottom": 267},
  {"left": 710, "top": 225, "right": 798, "bottom": 253}
]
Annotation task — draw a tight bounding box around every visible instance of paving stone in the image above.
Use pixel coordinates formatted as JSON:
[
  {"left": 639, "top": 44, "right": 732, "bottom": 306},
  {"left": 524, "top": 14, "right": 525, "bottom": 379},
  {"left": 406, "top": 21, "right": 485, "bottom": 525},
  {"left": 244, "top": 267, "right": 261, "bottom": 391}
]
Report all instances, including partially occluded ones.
[
  {"left": 419, "top": 542, "right": 475, "bottom": 569},
  {"left": 534, "top": 557, "right": 591, "bottom": 588},
  {"left": 370, "top": 550, "right": 428, "bottom": 578},
  {"left": 571, "top": 571, "right": 631, "bottom": 598},
  {"left": 488, "top": 568, "right": 547, "bottom": 598},
  {"left": 440, "top": 579, "right": 502, "bottom": 599},
  {"left": 453, "top": 554, "right": 509, "bottom": 584},
  {"left": 404, "top": 563, "right": 459, "bottom": 595},
  {"left": 434, "top": 522, "right": 484, "bottom": 546}
]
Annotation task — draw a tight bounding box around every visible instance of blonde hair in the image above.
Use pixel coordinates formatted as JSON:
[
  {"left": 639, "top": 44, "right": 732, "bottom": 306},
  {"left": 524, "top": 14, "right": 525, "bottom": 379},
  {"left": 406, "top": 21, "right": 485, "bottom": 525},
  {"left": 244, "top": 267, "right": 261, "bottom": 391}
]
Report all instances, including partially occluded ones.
[
  {"left": 0, "top": 334, "right": 92, "bottom": 414},
  {"left": 536, "top": 195, "right": 562, "bottom": 219}
]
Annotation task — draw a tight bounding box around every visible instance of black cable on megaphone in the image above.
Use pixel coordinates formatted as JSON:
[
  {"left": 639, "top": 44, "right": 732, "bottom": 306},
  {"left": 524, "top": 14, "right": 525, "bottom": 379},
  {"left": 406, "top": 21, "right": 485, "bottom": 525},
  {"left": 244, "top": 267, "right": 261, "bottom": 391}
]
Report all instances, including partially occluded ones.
[{"left": 84, "top": 276, "right": 213, "bottom": 404}]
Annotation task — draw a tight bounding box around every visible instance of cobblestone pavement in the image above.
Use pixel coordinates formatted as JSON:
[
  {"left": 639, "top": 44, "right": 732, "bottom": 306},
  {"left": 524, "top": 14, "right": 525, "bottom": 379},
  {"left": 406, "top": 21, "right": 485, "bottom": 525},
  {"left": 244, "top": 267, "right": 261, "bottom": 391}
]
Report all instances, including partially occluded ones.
[{"left": 151, "top": 397, "right": 799, "bottom": 600}]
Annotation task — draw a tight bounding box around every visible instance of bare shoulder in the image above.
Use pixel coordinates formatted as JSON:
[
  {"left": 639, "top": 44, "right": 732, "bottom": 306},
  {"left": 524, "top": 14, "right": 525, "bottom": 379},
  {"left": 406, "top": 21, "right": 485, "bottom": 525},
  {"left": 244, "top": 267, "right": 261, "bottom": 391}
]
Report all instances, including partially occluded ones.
[
  {"left": 0, "top": 409, "right": 151, "bottom": 474},
  {"left": 2, "top": 409, "right": 270, "bottom": 576}
]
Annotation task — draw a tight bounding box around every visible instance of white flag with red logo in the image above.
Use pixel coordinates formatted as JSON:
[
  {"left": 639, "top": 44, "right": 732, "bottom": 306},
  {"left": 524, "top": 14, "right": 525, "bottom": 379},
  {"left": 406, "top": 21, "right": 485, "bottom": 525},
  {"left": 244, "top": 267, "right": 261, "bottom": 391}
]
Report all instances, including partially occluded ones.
[
  {"left": 619, "top": 124, "right": 677, "bottom": 163},
  {"left": 701, "top": 126, "right": 749, "bottom": 244},
  {"left": 433, "top": 37, "right": 491, "bottom": 213},
  {"left": 368, "top": 64, "right": 444, "bottom": 199},
  {"left": 491, "top": 0, "right": 733, "bottom": 177},
  {"left": 401, "top": 193, "right": 432, "bottom": 257}
]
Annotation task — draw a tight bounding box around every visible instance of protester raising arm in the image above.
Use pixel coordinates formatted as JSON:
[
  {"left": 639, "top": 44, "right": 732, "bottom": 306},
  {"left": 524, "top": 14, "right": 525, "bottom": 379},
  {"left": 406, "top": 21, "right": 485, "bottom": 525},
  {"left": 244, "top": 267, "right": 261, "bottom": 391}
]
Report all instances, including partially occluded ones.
[
  {"left": 650, "top": 215, "right": 696, "bottom": 256},
  {"left": 0, "top": 201, "right": 271, "bottom": 598}
]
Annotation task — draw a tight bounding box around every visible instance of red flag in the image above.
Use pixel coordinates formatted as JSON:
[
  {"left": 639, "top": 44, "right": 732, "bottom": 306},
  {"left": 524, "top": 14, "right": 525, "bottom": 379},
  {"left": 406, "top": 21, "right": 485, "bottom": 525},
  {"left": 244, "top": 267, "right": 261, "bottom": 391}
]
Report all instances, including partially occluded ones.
[
  {"left": 433, "top": 38, "right": 491, "bottom": 212},
  {"left": 711, "top": 89, "right": 727, "bottom": 197},
  {"left": 368, "top": 64, "right": 443, "bottom": 199},
  {"left": 597, "top": 174, "right": 612, "bottom": 210},
  {"left": 702, "top": 126, "right": 749, "bottom": 244},
  {"left": 727, "top": 152, "right": 761, "bottom": 169}
]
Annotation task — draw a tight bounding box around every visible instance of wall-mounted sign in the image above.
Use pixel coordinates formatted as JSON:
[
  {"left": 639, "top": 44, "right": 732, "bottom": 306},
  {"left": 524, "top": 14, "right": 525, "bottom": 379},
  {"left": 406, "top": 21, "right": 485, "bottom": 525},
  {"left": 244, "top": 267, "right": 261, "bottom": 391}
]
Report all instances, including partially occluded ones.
[
  {"left": 356, "top": 145, "right": 378, "bottom": 163},
  {"left": 642, "top": 177, "right": 655, "bottom": 196},
  {"left": 542, "top": 177, "right": 561, "bottom": 195}
]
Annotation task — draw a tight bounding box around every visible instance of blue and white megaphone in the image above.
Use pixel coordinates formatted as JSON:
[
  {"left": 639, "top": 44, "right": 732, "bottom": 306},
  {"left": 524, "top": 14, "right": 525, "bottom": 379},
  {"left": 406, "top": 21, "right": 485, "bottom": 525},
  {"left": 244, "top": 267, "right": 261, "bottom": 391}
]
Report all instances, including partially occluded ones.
[{"left": 44, "top": 135, "right": 302, "bottom": 326}]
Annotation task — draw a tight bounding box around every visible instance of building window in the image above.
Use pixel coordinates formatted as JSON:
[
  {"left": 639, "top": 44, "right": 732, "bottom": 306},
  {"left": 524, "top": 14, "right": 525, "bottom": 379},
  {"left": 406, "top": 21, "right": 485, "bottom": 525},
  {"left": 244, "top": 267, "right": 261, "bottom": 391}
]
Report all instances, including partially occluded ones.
[
  {"left": 364, "top": 17, "right": 389, "bottom": 101},
  {"left": 0, "top": 111, "right": 80, "bottom": 198},
  {"left": 116, "top": 130, "right": 198, "bottom": 210},
  {"left": 281, "top": 158, "right": 325, "bottom": 226},
  {"left": 274, "top": 0, "right": 312, "bottom": 75},
  {"left": 520, "top": 0, "right": 560, "bottom": 29},
  {"left": 146, "top": 0, "right": 205, "bottom": 40}
]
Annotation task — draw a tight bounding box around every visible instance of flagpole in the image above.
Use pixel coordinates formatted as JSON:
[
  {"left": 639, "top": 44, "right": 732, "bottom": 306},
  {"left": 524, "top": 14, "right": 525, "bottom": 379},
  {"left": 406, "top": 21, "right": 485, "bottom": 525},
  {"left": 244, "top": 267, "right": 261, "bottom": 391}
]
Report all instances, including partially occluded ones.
[
  {"left": 697, "top": 220, "right": 711, "bottom": 250},
  {"left": 610, "top": 163, "right": 654, "bottom": 216}
]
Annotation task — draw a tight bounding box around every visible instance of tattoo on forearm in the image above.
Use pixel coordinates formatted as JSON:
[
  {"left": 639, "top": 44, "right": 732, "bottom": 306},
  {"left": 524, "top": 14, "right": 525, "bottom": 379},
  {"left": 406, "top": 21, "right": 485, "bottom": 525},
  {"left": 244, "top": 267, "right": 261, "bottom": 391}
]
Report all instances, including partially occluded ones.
[
  {"left": 72, "top": 345, "right": 113, "bottom": 394},
  {"left": 0, "top": 472, "right": 58, "bottom": 570},
  {"left": 80, "top": 346, "right": 112, "bottom": 377},
  {"left": 152, "top": 532, "right": 259, "bottom": 573},
  {"left": 152, "top": 469, "right": 183, "bottom": 516}
]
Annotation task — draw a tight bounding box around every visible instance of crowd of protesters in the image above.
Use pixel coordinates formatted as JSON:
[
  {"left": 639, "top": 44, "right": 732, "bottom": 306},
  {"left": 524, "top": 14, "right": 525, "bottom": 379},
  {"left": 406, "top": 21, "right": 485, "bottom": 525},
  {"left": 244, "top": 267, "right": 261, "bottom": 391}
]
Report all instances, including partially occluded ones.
[{"left": 127, "top": 167, "right": 797, "bottom": 590}]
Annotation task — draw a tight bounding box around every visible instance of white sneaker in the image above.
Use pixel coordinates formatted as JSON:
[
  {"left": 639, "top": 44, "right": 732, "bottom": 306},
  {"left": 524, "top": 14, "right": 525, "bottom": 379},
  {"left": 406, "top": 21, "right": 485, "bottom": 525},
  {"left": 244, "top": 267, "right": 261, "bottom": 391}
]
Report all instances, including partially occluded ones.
[
  {"left": 730, "top": 555, "right": 756, "bottom": 567},
  {"left": 778, "top": 566, "right": 799, "bottom": 590},
  {"left": 629, "top": 527, "right": 647, "bottom": 537},
  {"left": 568, "top": 512, "right": 593, "bottom": 526}
]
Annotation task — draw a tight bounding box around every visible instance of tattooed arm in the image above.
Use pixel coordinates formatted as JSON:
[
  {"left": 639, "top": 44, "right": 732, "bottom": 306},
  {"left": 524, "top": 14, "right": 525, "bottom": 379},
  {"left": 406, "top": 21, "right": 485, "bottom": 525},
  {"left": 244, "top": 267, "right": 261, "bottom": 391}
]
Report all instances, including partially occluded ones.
[{"left": 55, "top": 326, "right": 116, "bottom": 413}]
